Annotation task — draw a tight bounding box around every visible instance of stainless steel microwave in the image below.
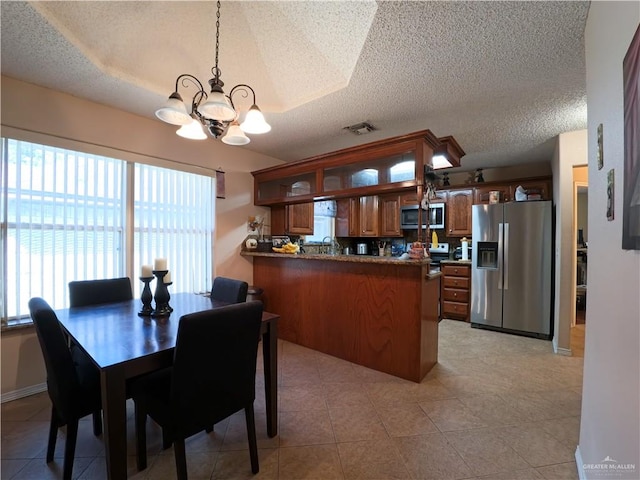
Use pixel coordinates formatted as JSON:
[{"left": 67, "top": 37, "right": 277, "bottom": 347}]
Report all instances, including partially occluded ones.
[{"left": 400, "top": 203, "right": 446, "bottom": 230}]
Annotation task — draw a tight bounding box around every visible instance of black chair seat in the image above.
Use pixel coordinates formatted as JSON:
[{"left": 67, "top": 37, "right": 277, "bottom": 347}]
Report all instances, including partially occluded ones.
[
  {"left": 210, "top": 276, "right": 248, "bottom": 303},
  {"left": 133, "top": 301, "right": 263, "bottom": 479},
  {"left": 28, "top": 297, "right": 103, "bottom": 480},
  {"left": 68, "top": 277, "right": 133, "bottom": 307}
]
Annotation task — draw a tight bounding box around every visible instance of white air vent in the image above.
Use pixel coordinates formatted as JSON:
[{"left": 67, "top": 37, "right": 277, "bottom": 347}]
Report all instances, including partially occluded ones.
[{"left": 343, "top": 121, "right": 377, "bottom": 135}]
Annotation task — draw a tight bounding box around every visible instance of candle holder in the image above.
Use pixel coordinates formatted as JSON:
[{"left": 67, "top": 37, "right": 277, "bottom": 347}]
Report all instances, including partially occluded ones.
[
  {"left": 138, "top": 276, "right": 154, "bottom": 316},
  {"left": 151, "top": 270, "right": 172, "bottom": 317}
]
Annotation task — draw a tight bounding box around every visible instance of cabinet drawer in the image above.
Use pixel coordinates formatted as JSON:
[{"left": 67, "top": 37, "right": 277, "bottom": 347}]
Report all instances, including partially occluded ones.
[
  {"left": 443, "top": 276, "right": 470, "bottom": 289},
  {"left": 442, "top": 301, "right": 468, "bottom": 317},
  {"left": 443, "top": 288, "right": 469, "bottom": 303},
  {"left": 441, "top": 264, "right": 470, "bottom": 277}
]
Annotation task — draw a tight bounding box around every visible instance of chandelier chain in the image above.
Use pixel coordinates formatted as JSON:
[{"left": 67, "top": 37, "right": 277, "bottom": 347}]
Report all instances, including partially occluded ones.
[{"left": 214, "top": 0, "right": 221, "bottom": 82}]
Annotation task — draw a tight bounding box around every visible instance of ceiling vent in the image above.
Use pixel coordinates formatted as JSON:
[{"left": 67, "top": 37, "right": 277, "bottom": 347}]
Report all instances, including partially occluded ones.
[{"left": 343, "top": 121, "right": 377, "bottom": 135}]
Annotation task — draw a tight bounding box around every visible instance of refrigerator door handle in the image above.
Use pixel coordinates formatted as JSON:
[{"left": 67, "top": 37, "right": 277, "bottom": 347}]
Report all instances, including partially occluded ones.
[
  {"left": 498, "top": 223, "right": 503, "bottom": 290},
  {"left": 504, "top": 223, "right": 509, "bottom": 290}
]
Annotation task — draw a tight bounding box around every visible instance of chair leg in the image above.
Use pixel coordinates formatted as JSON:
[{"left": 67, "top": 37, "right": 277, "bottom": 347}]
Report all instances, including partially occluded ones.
[
  {"left": 63, "top": 419, "right": 79, "bottom": 480},
  {"left": 134, "top": 403, "right": 148, "bottom": 471},
  {"left": 92, "top": 410, "right": 102, "bottom": 436},
  {"left": 162, "top": 427, "right": 172, "bottom": 450},
  {"left": 174, "top": 438, "right": 188, "bottom": 480},
  {"left": 46, "top": 406, "right": 58, "bottom": 463},
  {"left": 244, "top": 405, "right": 259, "bottom": 474}
]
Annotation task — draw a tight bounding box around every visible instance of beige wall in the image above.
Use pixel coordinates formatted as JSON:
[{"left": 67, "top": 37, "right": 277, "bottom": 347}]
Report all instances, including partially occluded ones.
[
  {"left": 551, "top": 130, "right": 588, "bottom": 354},
  {"left": 0, "top": 76, "right": 282, "bottom": 399},
  {"left": 580, "top": 2, "right": 640, "bottom": 476}
]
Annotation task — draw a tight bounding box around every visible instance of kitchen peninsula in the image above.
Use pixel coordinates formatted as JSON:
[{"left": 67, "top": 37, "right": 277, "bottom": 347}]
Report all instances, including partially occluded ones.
[{"left": 242, "top": 251, "right": 441, "bottom": 382}]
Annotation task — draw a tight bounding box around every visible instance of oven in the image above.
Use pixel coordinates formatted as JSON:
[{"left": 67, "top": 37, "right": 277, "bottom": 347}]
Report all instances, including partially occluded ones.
[{"left": 428, "top": 242, "right": 450, "bottom": 270}]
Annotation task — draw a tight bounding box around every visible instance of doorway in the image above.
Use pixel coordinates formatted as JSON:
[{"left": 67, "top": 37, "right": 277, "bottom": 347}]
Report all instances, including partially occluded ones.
[{"left": 572, "top": 165, "right": 588, "bottom": 356}]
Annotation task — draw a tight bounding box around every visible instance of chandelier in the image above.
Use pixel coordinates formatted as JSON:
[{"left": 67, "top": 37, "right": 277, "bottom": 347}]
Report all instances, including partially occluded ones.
[{"left": 155, "top": 0, "right": 270, "bottom": 145}]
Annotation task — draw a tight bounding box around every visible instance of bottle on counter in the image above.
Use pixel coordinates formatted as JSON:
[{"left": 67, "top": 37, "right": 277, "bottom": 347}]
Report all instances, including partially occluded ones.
[{"left": 461, "top": 237, "right": 469, "bottom": 261}]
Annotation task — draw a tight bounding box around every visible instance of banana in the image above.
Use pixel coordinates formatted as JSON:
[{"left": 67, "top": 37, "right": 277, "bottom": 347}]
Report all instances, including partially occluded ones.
[{"left": 272, "top": 242, "right": 300, "bottom": 254}]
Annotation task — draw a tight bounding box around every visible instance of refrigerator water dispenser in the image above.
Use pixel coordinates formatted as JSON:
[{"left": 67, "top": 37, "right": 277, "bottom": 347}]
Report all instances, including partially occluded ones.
[{"left": 476, "top": 242, "right": 498, "bottom": 269}]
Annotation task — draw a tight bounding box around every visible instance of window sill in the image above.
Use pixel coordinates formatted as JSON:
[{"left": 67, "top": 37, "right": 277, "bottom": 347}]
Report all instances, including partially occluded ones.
[{"left": 1, "top": 318, "right": 34, "bottom": 333}]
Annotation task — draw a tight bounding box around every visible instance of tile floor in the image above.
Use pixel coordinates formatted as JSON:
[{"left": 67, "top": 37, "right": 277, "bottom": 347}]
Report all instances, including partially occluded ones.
[{"left": 1, "top": 320, "right": 584, "bottom": 479}]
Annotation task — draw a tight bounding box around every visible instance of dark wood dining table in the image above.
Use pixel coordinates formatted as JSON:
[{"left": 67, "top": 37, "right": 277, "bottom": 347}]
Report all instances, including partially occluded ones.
[{"left": 55, "top": 292, "right": 279, "bottom": 480}]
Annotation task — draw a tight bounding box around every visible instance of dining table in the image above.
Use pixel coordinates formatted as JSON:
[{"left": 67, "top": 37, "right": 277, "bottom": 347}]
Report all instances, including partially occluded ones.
[{"left": 55, "top": 292, "right": 279, "bottom": 480}]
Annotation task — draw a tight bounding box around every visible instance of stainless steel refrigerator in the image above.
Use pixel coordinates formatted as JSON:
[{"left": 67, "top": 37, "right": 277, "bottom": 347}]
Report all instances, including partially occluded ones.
[{"left": 471, "top": 201, "right": 552, "bottom": 339}]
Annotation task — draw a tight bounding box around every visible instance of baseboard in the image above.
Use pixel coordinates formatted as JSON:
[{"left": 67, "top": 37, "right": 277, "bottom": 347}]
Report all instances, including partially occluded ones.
[
  {"left": 552, "top": 336, "right": 573, "bottom": 356},
  {"left": 1, "top": 383, "right": 47, "bottom": 403},
  {"left": 575, "top": 445, "right": 586, "bottom": 479}
]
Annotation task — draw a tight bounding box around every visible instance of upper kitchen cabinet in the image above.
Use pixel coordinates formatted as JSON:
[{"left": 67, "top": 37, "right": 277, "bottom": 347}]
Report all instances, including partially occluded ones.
[
  {"left": 379, "top": 194, "right": 402, "bottom": 237},
  {"left": 270, "top": 202, "right": 315, "bottom": 235},
  {"left": 474, "top": 184, "right": 512, "bottom": 204},
  {"left": 473, "top": 177, "right": 552, "bottom": 204},
  {"left": 446, "top": 188, "right": 473, "bottom": 236},
  {"left": 252, "top": 130, "right": 445, "bottom": 206}
]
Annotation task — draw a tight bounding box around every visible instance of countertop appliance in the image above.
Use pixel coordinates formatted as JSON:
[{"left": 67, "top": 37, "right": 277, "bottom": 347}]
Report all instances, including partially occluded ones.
[
  {"left": 471, "top": 201, "right": 552, "bottom": 339},
  {"left": 356, "top": 243, "right": 368, "bottom": 255},
  {"left": 428, "top": 242, "right": 449, "bottom": 268},
  {"left": 401, "top": 203, "right": 445, "bottom": 230}
]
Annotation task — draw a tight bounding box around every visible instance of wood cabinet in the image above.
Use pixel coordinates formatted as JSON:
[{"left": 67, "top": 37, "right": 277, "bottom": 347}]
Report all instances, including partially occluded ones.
[
  {"left": 446, "top": 188, "right": 473, "bottom": 237},
  {"left": 359, "top": 196, "right": 379, "bottom": 237},
  {"left": 287, "top": 203, "right": 314, "bottom": 235},
  {"left": 379, "top": 194, "right": 402, "bottom": 237},
  {"left": 473, "top": 177, "right": 552, "bottom": 204},
  {"left": 441, "top": 263, "right": 471, "bottom": 321},
  {"left": 400, "top": 191, "right": 419, "bottom": 206},
  {"left": 474, "top": 185, "right": 511, "bottom": 204},
  {"left": 336, "top": 194, "right": 403, "bottom": 238},
  {"left": 270, "top": 203, "right": 314, "bottom": 235}
]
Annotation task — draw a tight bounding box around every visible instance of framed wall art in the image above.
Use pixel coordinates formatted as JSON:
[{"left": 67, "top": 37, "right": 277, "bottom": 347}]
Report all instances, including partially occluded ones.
[{"left": 622, "top": 24, "right": 640, "bottom": 249}]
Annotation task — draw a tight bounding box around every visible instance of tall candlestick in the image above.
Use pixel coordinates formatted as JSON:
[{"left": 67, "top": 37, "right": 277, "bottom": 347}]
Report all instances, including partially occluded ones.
[{"left": 154, "top": 258, "right": 167, "bottom": 271}]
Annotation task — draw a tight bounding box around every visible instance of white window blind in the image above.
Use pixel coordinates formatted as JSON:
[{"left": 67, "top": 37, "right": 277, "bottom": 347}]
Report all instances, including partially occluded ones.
[
  {"left": 1, "top": 138, "right": 126, "bottom": 319},
  {"left": 134, "top": 164, "right": 213, "bottom": 296},
  {"left": 1, "top": 138, "right": 215, "bottom": 323}
]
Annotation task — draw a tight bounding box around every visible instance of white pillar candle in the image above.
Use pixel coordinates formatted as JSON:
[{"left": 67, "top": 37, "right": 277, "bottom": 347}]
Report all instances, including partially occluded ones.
[
  {"left": 163, "top": 271, "right": 172, "bottom": 284},
  {"left": 154, "top": 258, "right": 167, "bottom": 271},
  {"left": 141, "top": 265, "right": 153, "bottom": 278}
]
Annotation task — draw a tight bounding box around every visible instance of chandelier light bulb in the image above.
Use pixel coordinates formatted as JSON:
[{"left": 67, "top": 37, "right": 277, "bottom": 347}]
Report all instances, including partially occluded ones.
[
  {"left": 155, "top": 93, "right": 191, "bottom": 126},
  {"left": 176, "top": 116, "right": 207, "bottom": 140},
  {"left": 222, "top": 121, "right": 250, "bottom": 145},
  {"left": 240, "top": 105, "right": 271, "bottom": 134}
]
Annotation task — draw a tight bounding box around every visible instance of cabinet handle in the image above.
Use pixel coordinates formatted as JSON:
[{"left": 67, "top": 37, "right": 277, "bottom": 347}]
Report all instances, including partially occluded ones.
[
  {"left": 453, "top": 293, "right": 457, "bottom": 297},
  {"left": 454, "top": 269, "right": 458, "bottom": 274}
]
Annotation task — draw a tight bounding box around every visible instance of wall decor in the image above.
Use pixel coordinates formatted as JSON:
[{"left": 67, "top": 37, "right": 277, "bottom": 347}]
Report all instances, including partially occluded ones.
[
  {"left": 607, "top": 169, "right": 615, "bottom": 221},
  {"left": 215, "top": 169, "right": 225, "bottom": 199},
  {"left": 622, "top": 24, "right": 640, "bottom": 249},
  {"left": 597, "top": 123, "right": 604, "bottom": 170}
]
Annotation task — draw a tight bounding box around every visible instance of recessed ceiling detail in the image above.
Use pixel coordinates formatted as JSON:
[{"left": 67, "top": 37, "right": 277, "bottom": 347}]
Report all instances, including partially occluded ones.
[{"left": 29, "top": 1, "right": 378, "bottom": 114}]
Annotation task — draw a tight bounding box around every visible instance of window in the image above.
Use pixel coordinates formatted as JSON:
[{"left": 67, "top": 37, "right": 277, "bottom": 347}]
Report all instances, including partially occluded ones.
[{"left": 1, "top": 138, "right": 214, "bottom": 323}]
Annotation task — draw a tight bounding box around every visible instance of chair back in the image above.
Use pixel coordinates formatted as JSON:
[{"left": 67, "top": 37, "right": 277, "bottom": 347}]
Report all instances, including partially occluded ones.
[
  {"left": 210, "top": 276, "right": 248, "bottom": 303},
  {"left": 28, "top": 298, "right": 82, "bottom": 422},
  {"left": 69, "top": 277, "right": 133, "bottom": 307},
  {"left": 170, "top": 301, "right": 263, "bottom": 437}
]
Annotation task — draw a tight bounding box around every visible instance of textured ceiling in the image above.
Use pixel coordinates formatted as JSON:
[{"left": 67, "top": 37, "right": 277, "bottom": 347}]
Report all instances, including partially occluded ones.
[{"left": 1, "top": 1, "right": 589, "bottom": 172}]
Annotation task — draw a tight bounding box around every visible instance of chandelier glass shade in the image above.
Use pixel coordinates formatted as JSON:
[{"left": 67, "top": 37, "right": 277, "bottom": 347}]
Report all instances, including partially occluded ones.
[{"left": 155, "top": 1, "right": 270, "bottom": 144}]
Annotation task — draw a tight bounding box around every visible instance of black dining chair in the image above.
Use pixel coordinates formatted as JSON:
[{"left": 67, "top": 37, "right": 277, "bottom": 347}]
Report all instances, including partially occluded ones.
[
  {"left": 210, "top": 276, "right": 249, "bottom": 303},
  {"left": 68, "top": 277, "right": 133, "bottom": 307},
  {"left": 133, "top": 301, "right": 264, "bottom": 479},
  {"left": 28, "top": 297, "right": 103, "bottom": 480}
]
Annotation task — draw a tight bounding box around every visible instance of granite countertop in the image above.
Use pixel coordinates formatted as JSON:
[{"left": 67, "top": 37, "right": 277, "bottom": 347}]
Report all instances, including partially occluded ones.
[
  {"left": 440, "top": 259, "right": 472, "bottom": 265},
  {"left": 241, "top": 250, "right": 432, "bottom": 266}
]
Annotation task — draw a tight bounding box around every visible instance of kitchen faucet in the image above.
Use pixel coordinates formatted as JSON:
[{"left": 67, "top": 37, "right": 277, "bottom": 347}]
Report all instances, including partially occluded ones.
[{"left": 321, "top": 236, "right": 339, "bottom": 255}]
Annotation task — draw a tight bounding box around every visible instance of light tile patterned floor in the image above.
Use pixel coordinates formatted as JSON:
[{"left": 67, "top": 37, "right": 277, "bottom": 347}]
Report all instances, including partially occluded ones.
[{"left": 1, "top": 320, "right": 583, "bottom": 479}]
